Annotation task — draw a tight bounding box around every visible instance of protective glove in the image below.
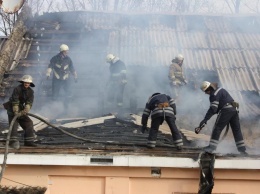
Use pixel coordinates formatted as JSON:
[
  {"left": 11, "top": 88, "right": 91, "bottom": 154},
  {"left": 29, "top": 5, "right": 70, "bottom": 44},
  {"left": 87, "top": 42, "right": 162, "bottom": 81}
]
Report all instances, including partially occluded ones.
[
  {"left": 141, "top": 126, "right": 148, "bottom": 134},
  {"left": 14, "top": 111, "right": 22, "bottom": 117},
  {"left": 21, "top": 104, "right": 31, "bottom": 116},
  {"left": 199, "top": 119, "right": 207, "bottom": 128},
  {"left": 46, "top": 68, "right": 52, "bottom": 79},
  {"left": 13, "top": 105, "right": 19, "bottom": 114},
  {"left": 21, "top": 110, "right": 27, "bottom": 116}
]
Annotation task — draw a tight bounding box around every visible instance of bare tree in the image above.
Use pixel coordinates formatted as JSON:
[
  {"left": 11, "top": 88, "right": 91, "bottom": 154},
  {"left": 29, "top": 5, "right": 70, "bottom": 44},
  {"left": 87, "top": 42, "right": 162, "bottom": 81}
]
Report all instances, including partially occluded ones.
[
  {"left": 0, "top": 0, "right": 259, "bottom": 34},
  {"left": 0, "top": 11, "right": 17, "bottom": 36}
]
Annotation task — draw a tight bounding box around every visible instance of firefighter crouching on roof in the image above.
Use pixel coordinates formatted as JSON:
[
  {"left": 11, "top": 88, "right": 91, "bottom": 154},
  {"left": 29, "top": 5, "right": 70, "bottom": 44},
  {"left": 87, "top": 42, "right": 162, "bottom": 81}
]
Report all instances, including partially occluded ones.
[
  {"left": 46, "top": 44, "right": 77, "bottom": 101},
  {"left": 105, "top": 54, "right": 127, "bottom": 108},
  {"left": 198, "top": 81, "right": 247, "bottom": 155},
  {"left": 168, "top": 54, "right": 188, "bottom": 98},
  {"left": 3, "top": 75, "right": 37, "bottom": 149},
  {"left": 141, "top": 93, "right": 183, "bottom": 150}
]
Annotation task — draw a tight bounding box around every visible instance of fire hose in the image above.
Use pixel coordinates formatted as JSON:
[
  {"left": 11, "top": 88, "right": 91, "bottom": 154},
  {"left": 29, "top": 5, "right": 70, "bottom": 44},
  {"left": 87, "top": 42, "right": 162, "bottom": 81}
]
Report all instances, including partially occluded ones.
[
  {"left": 2, "top": 112, "right": 215, "bottom": 183},
  {"left": 0, "top": 115, "right": 19, "bottom": 183},
  {"left": 1, "top": 112, "right": 185, "bottom": 183},
  {"left": 195, "top": 123, "right": 230, "bottom": 142}
]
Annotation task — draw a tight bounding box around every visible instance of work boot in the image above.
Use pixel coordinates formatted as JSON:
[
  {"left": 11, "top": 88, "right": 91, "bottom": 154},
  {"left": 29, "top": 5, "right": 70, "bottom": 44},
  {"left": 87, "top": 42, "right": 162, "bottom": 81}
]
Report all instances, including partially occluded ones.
[
  {"left": 203, "top": 145, "right": 216, "bottom": 153},
  {"left": 24, "top": 141, "right": 37, "bottom": 147},
  {"left": 9, "top": 141, "right": 20, "bottom": 149},
  {"left": 238, "top": 149, "right": 248, "bottom": 156},
  {"left": 239, "top": 151, "right": 248, "bottom": 156}
]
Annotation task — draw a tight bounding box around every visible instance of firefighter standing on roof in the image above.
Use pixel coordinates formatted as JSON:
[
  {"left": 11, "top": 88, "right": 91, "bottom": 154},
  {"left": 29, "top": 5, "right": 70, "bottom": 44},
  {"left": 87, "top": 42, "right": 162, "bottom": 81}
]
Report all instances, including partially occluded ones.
[
  {"left": 46, "top": 44, "right": 77, "bottom": 101},
  {"left": 141, "top": 93, "right": 183, "bottom": 149},
  {"left": 3, "top": 75, "right": 37, "bottom": 149},
  {"left": 198, "top": 81, "right": 247, "bottom": 154},
  {"left": 168, "top": 54, "right": 188, "bottom": 98},
  {"left": 105, "top": 54, "right": 127, "bottom": 108}
]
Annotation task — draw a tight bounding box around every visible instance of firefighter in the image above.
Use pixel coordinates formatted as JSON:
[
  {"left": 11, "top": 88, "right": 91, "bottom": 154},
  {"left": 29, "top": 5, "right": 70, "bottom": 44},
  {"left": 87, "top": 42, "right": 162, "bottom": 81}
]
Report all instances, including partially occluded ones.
[
  {"left": 198, "top": 81, "right": 247, "bottom": 154},
  {"left": 3, "top": 75, "right": 37, "bottom": 149},
  {"left": 141, "top": 93, "right": 183, "bottom": 149},
  {"left": 168, "top": 54, "right": 188, "bottom": 98},
  {"left": 105, "top": 54, "right": 127, "bottom": 108},
  {"left": 46, "top": 44, "right": 77, "bottom": 101}
]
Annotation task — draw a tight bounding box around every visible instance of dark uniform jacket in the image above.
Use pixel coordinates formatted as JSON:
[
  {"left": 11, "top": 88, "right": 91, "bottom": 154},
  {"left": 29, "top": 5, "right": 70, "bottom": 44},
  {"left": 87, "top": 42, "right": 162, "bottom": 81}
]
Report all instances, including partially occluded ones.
[
  {"left": 109, "top": 59, "right": 126, "bottom": 82},
  {"left": 142, "top": 93, "right": 176, "bottom": 126},
  {"left": 6, "top": 84, "right": 34, "bottom": 114},
  {"left": 204, "top": 87, "right": 234, "bottom": 121},
  {"left": 48, "top": 53, "right": 75, "bottom": 80}
]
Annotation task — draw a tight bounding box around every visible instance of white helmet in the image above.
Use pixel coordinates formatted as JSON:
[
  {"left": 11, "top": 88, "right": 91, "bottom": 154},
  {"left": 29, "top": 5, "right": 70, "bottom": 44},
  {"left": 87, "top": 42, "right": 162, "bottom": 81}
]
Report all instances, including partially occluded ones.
[
  {"left": 175, "top": 54, "right": 184, "bottom": 61},
  {"left": 106, "top": 54, "right": 116, "bottom": 63},
  {"left": 60, "top": 44, "right": 69, "bottom": 52},
  {"left": 19, "top": 75, "right": 35, "bottom": 87},
  {"left": 200, "top": 81, "right": 211, "bottom": 92}
]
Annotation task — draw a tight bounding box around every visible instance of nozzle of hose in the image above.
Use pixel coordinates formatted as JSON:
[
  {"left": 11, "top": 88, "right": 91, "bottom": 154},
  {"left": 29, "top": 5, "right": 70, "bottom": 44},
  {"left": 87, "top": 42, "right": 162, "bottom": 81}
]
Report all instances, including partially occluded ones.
[{"left": 195, "top": 123, "right": 206, "bottom": 134}]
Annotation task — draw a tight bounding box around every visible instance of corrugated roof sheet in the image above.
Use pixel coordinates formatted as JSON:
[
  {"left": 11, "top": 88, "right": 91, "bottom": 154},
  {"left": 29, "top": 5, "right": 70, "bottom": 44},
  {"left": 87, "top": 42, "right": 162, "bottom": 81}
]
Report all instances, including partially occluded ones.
[
  {"left": 0, "top": 11, "right": 259, "bottom": 118},
  {"left": 217, "top": 68, "right": 255, "bottom": 91}
]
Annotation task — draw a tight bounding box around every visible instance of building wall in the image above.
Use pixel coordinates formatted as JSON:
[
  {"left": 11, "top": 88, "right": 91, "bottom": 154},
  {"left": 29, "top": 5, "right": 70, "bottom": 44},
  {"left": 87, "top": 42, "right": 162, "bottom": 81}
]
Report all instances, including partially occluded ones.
[{"left": 2, "top": 165, "right": 260, "bottom": 194}]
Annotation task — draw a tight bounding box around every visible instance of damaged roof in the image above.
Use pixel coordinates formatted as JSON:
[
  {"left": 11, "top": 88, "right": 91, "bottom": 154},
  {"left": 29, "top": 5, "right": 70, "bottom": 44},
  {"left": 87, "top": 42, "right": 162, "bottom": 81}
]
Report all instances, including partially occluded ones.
[
  {"left": 0, "top": 11, "right": 259, "bottom": 159},
  {"left": 0, "top": 113, "right": 257, "bottom": 160}
]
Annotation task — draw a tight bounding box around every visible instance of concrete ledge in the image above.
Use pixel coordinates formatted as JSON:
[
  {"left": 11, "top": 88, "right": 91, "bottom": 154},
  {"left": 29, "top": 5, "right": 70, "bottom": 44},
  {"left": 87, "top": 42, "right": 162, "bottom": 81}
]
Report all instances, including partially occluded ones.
[{"left": 1, "top": 154, "right": 260, "bottom": 169}]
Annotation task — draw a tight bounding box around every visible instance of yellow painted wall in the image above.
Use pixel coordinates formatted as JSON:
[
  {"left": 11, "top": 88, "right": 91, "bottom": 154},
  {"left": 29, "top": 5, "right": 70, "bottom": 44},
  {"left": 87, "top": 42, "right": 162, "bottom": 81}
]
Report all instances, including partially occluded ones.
[{"left": 1, "top": 165, "right": 260, "bottom": 194}]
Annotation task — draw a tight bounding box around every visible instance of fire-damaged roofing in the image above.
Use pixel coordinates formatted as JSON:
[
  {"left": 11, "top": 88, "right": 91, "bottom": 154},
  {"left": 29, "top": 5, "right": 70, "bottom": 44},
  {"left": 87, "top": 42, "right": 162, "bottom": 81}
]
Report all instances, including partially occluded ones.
[
  {"left": 0, "top": 11, "right": 260, "bottom": 158},
  {"left": 0, "top": 113, "right": 200, "bottom": 157},
  {"left": 0, "top": 113, "right": 255, "bottom": 158}
]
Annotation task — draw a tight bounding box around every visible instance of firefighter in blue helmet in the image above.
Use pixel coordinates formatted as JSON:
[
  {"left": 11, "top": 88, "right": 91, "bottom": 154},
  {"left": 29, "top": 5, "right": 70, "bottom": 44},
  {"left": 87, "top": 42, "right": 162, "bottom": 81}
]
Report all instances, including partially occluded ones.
[
  {"left": 198, "top": 81, "right": 247, "bottom": 154},
  {"left": 141, "top": 93, "right": 183, "bottom": 149}
]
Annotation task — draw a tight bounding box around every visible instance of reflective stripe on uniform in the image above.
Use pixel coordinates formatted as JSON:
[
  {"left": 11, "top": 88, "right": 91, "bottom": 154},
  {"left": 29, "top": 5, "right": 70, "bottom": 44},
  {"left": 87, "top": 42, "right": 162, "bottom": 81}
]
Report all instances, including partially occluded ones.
[
  {"left": 25, "top": 136, "right": 35, "bottom": 141},
  {"left": 169, "top": 99, "right": 175, "bottom": 105},
  {"left": 147, "top": 140, "right": 156, "bottom": 147},
  {"left": 53, "top": 70, "right": 60, "bottom": 79},
  {"left": 55, "top": 64, "right": 61, "bottom": 68},
  {"left": 222, "top": 104, "right": 233, "bottom": 109},
  {"left": 121, "top": 70, "right": 127, "bottom": 74},
  {"left": 214, "top": 88, "right": 222, "bottom": 95},
  {"left": 63, "top": 74, "right": 69, "bottom": 80},
  {"left": 236, "top": 140, "right": 246, "bottom": 148},
  {"left": 173, "top": 139, "right": 183, "bottom": 146},
  {"left": 209, "top": 139, "right": 219, "bottom": 147},
  {"left": 151, "top": 107, "right": 173, "bottom": 115},
  {"left": 143, "top": 108, "right": 151, "bottom": 116},
  {"left": 210, "top": 101, "right": 219, "bottom": 108}
]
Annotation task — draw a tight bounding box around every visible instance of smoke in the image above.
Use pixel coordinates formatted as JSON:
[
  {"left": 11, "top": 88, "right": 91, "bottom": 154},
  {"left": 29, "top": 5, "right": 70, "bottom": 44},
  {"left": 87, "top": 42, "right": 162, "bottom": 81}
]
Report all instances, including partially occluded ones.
[{"left": 21, "top": 11, "right": 259, "bottom": 156}]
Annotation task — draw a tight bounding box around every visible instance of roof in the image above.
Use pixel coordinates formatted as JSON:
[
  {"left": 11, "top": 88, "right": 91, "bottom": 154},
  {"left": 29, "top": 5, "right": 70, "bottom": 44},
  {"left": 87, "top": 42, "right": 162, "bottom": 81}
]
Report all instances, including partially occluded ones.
[
  {"left": 0, "top": 11, "right": 260, "bottom": 163},
  {"left": 0, "top": 113, "right": 259, "bottom": 162},
  {"left": 0, "top": 11, "right": 259, "bottom": 117}
]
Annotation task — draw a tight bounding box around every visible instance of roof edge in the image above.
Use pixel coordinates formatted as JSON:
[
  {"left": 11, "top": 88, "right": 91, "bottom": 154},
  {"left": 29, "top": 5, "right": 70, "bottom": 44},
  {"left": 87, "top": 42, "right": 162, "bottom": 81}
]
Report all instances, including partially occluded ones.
[{"left": 1, "top": 154, "right": 260, "bottom": 169}]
